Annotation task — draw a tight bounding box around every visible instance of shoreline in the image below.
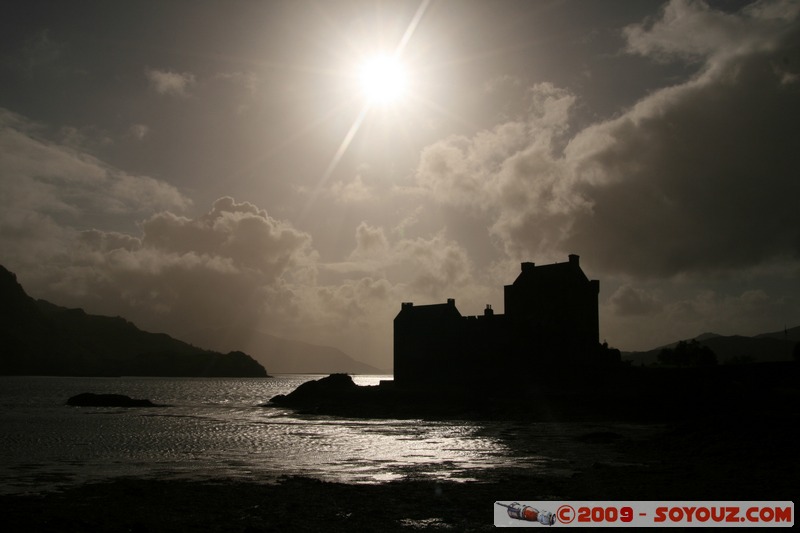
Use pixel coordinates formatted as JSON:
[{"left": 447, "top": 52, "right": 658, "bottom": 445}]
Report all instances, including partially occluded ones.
[
  {"left": 3, "top": 365, "right": 796, "bottom": 530},
  {"left": 269, "top": 362, "right": 800, "bottom": 422},
  {"left": 2, "top": 415, "right": 795, "bottom": 531}
]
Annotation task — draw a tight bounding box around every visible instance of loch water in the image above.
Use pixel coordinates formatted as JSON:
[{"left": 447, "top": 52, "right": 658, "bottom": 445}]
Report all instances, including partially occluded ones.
[{"left": 0, "top": 375, "right": 650, "bottom": 494}]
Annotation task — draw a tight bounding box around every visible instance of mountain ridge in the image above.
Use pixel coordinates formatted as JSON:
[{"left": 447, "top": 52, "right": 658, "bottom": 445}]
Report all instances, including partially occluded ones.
[
  {"left": 0, "top": 265, "right": 268, "bottom": 377},
  {"left": 622, "top": 326, "right": 799, "bottom": 366}
]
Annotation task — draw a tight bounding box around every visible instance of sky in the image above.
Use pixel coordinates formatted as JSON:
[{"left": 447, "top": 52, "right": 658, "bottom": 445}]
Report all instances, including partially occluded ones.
[{"left": 1, "top": 0, "right": 799, "bottom": 370}]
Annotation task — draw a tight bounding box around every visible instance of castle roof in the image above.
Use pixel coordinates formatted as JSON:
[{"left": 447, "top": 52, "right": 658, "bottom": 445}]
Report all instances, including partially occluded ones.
[
  {"left": 395, "top": 300, "right": 462, "bottom": 321},
  {"left": 509, "top": 254, "right": 591, "bottom": 288}
]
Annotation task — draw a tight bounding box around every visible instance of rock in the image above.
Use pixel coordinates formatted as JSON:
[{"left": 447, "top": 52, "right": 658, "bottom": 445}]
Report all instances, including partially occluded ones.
[
  {"left": 269, "top": 373, "right": 357, "bottom": 406},
  {"left": 67, "top": 393, "right": 159, "bottom": 407}
]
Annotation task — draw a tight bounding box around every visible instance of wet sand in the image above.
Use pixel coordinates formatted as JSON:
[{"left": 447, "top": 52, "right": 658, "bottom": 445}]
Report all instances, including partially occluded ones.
[
  {"left": 2, "top": 412, "right": 794, "bottom": 532},
  {"left": 4, "top": 363, "right": 797, "bottom": 530}
]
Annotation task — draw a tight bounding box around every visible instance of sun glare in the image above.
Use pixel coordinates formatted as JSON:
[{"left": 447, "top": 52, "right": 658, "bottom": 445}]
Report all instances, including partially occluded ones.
[{"left": 358, "top": 54, "right": 407, "bottom": 105}]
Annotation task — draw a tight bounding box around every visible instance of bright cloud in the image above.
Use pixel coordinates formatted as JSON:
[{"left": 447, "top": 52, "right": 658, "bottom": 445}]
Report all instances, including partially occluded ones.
[
  {"left": 0, "top": 108, "right": 191, "bottom": 269},
  {"left": 146, "top": 68, "right": 196, "bottom": 96},
  {"left": 35, "top": 197, "right": 317, "bottom": 341}
]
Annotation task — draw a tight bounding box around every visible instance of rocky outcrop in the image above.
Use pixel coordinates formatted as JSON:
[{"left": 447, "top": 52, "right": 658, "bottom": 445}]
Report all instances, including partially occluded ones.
[
  {"left": 270, "top": 373, "right": 359, "bottom": 407},
  {"left": 66, "top": 393, "right": 160, "bottom": 407},
  {"left": 266, "top": 362, "right": 800, "bottom": 422}
]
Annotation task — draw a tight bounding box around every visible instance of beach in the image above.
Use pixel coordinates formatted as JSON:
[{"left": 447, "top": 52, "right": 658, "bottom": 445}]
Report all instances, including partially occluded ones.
[{"left": 3, "top": 412, "right": 795, "bottom": 532}]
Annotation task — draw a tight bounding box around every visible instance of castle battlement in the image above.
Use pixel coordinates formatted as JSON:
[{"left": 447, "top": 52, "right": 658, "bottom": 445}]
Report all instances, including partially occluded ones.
[{"left": 393, "top": 255, "right": 600, "bottom": 388}]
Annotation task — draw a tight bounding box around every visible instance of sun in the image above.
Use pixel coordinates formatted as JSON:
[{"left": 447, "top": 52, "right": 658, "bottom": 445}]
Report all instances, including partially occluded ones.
[{"left": 358, "top": 54, "right": 407, "bottom": 105}]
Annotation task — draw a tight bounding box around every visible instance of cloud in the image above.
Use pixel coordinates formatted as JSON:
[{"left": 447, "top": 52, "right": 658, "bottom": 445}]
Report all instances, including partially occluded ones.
[
  {"left": 146, "top": 68, "right": 196, "bottom": 96},
  {"left": 330, "top": 173, "right": 373, "bottom": 203},
  {"left": 565, "top": 0, "right": 800, "bottom": 276},
  {"left": 296, "top": 276, "right": 396, "bottom": 339},
  {"left": 601, "top": 282, "right": 796, "bottom": 350},
  {"left": 351, "top": 222, "right": 390, "bottom": 259},
  {"left": 128, "top": 124, "right": 149, "bottom": 140},
  {"left": 0, "top": 109, "right": 190, "bottom": 216},
  {"left": 394, "top": 233, "right": 475, "bottom": 298},
  {"left": 0, "top": 109, "right": 266, "bottom": 342},
  {"left": 214, "top": 71, "right": 258, "bottom": 95},
  {"left": 414, "top": 0, "right": 800, "bottom": 278},
  {"left": 624, "top": 0, "right": 800, "bottom": 66},
  {"left": 662, "top": 288, "right": 795, "bottom": 337},
  {"left": 330, "top": 222, "right": 479, "bottom": 299},
  {"left": 26, "top": 197, "right": 318, "bottom": 342},
  {"left": 0, "top": 108, "right": 191, "bottom": 270},
  {"left": 142, "top": 196, "right": 315, "bottom": 281},
  {"left": 414, "top": 80, "right": 576, "bottom": 211},
  {"left": 209, "top": 71, "right": 261, "bottom": 115},
  {"left": 415, "top": 82, "right": 584, "bottom": 260},
  {"left": 46, "top": 209, "right": 480, "bottom": 366},
  {"left": 609, "top": 285, "right": 663, "bottom": 316},
  {"left": 19, "top": 29, "right": 64, "bottom": 73},
  {"left": 0, "top": 106, "right": 480, "bottom": 362},
  {"left": 293, "top": 224, "right": 489, "bottom": 363}
]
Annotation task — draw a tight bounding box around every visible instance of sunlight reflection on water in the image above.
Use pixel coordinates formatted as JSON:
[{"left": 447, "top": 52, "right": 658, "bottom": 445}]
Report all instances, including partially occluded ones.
[{"left": 0, "top": 376, "right": 650, "bottom": 494}]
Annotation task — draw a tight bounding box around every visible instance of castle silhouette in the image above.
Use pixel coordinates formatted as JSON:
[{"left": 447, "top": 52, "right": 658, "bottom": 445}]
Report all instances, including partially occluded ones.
[{"left": 394, "top": 255, "right": 601, "bottom": 388}]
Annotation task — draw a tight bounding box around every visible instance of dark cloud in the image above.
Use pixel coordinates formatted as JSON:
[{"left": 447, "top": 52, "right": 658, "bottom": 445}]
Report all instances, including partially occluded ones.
[
  {"left": 567, "top": 0, "right": 800, "bottom": 276},
  {"left": 609, "top": 285, "right": 663, "bottom": 316},
  {"left": 415, "top": 0, "right": 800, "bottom": 278},
  {"left": 9, "top": 29, "right": 65, "bottom": 75},
  {"left": 624, "top": 0, "right": 799, "bottom": 65}
]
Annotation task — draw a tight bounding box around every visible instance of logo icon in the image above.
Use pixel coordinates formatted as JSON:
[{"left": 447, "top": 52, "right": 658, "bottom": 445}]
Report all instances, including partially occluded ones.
[
  {"left": 556, "top": 504, "right": 575, "bottom": 524},
  {"left": 496, "top": 502, "right": 556, "bottom": 525}
]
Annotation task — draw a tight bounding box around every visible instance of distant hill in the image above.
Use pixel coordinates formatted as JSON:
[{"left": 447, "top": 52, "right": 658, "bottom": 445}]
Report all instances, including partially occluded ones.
[
  {"left": 246, "top": 332, "right": 386, "bottom": 374},
  {"left": 194, "top": 327, "right": 387, "bottom": 374},
  {"left": 623, "top": 327, "right": 798, "bottom": 366},
  {"left": 756, "top": 325, "right": 800, "bottom": 342},
  {"left": 0, "top": 265, "right": 268, "bottom": 377}
]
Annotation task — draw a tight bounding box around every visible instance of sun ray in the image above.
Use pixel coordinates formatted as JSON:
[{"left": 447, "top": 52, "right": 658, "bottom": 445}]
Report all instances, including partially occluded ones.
[
  {"left": 309, "top": 0, "right": 433, "bottom": 204},
  {"left": 322, "top": 103, "right": 371, "bottom": 187},
  {"left": 395, "top": 0, "right": 431, "bottom": 58}
]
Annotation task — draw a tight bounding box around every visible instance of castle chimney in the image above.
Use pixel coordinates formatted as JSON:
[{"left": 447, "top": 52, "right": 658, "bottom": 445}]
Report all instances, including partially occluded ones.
[
  {"left": 447, "top": 298, "right": 455, "bottom": 306},
  {"left": 484, "top": 304, "right": 494, "bottom": 317},
  {"left": 521, "top": 262, "right": 535, "bottom": 272},
  {"left": 401, "top": 302, "right": 414, "bottom": 309},
  {"left": 568, "top": 254, "right": 579, "bottom": 266}
]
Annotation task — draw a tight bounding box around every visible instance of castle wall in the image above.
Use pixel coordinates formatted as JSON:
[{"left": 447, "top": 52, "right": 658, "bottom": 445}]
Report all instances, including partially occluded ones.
[{"left": 393, "top": 256, "right": 602, "bottom": 389}]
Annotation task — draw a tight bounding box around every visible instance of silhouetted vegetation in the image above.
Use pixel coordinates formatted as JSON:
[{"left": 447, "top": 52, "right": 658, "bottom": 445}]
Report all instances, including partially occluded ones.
[
  {"left": 724, "top": 354, "right": 755, "bottom": 365},
  {"left": 658, "top": 339, "right": 717, "bottom": 367},
  {"left": 598, "top": 342, "right": 622, "bottom": 366},
  {"left": 624, "top": 332, "right": 798, "bottom": 366}
]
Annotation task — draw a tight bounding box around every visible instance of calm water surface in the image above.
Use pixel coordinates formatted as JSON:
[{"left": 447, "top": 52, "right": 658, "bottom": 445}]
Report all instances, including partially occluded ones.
[{"left": 0, "top": 376, "right": 650, "bottom": 494}]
